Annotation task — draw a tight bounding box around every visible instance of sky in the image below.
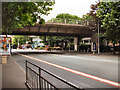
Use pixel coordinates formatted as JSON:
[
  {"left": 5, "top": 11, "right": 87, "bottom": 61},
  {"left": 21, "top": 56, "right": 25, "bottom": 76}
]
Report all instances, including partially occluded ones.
[{"left": 41, "top": 0, "right": 98, "bottom": 22}]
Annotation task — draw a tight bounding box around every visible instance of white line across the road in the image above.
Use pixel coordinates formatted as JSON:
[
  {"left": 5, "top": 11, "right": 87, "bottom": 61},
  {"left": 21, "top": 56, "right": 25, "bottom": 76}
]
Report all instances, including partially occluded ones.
[{"left": 19, "top": 53, "right": 120, "bottom": 88}]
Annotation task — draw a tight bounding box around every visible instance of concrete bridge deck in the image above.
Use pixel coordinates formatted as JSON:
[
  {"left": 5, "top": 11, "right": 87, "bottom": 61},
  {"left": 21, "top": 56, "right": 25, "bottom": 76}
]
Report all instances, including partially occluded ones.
[{"left": 10, "top": 22, "right": 95, "bottom": 37}]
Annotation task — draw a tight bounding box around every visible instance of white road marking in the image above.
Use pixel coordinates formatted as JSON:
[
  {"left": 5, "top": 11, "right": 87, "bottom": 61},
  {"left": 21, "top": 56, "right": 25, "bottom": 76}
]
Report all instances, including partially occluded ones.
[
  {"left": 72, "top": 80, "right": 94, "bottom": 88},
  {"left": 52, "top": 54, "right": 118, "bottom": 63}
]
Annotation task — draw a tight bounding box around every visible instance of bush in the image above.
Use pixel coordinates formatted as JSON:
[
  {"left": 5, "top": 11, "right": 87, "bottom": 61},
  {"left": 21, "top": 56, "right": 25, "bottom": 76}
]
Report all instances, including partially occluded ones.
[
  {"left": 79, "top": 44, "right": 91, "bottom": 52},
  {"left": 34, "top": 47, "right": 38, "bottom": 49},
  {"left": 49, "top": 47, "right": 54, "bottom": 50},
  {"left": 39, "top": 47, "right": 45, "bottom": 50}
]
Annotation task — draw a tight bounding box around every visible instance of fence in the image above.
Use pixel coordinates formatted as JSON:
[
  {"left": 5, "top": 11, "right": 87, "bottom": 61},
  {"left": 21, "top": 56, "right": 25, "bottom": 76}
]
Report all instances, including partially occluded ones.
[
  {"left": 48, "top": 18, "right": 96, "bottom": 26},
  {"left": 25, "top": 60, "right": 84, "bottom": 90}
]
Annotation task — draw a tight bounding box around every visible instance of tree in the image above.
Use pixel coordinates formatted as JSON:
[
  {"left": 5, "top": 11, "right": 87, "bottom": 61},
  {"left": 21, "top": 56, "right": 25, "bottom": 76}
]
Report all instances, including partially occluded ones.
[
  {"left": 56, "top": 13, "right": 81, "bottom": 20},
  {"left": 2, "top": 1, "right": 55, "bottom": 34},
  {"left": 96, "top": 1, "right": 120, "bottom": 54},
  {"left": 89, "top": 2, "right": 100, "bottom": 21},
  {"left": 97, "top": 1, "right": 120, "bottom": 41},
  {"left": 48, "top": 13, "right": 81, "bottom": 24},
  {"left": 82, "top": 14, "right": 93, "bottom": 20},
  {"left": 39, "top": 36, "right": 74, "bottom": 45},
  {"left": 12, "top": 35, "right": 30, "bottom": 46}
]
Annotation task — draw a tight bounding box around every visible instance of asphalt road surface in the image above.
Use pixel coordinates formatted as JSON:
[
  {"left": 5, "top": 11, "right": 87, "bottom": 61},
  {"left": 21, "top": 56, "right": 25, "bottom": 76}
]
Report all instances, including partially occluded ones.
[{"left": 11, "top": 53, "right": 119, "bottom": 89}]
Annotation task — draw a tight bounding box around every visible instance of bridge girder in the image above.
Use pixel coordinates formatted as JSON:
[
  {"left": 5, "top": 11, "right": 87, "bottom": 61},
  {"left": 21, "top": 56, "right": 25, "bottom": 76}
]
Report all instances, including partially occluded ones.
[{"left": 8, "top": 23, "right": 95, "bottom": 37}]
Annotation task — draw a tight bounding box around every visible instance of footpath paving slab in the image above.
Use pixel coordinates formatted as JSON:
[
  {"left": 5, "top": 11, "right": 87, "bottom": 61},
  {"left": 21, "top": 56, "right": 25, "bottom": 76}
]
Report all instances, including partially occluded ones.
[{"left": 2, "top": 56, "right": 27, "bottom": 89}]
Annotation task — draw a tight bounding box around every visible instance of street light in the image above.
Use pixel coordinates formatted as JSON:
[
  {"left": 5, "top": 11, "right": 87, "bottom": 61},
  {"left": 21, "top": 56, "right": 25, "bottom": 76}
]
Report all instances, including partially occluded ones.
[
  {"left": 98, "top": 1, "right": 100, "bottom": 54},
  {"left": 98, "top": 20, "right": 100, "bottom": 54}
]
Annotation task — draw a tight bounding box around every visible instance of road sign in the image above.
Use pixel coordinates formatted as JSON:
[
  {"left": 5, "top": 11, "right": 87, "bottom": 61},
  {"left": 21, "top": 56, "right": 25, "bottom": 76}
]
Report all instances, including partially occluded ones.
[{"left": 93, "top": 42, "right": 96, "bottom": 51}]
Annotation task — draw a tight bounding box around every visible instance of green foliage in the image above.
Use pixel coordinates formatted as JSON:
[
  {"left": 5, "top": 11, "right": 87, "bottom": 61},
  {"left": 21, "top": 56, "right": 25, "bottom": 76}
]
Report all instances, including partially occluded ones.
[
  {"left": 80, "top": 43, "right": 90, "bottom": 46},
  {"left": 48, "top": 13, "right": 82, "bottom": 24},
  {"left": 82, "top": 14, "right": 93, "bottom": 20},
  {"left": 49, "top": 47, "right": 54, "bottom": 50},
  {"left": 34, "top": 47, "right": 38, "bottom": 49},
  {"left": 12, "top": 35, "right": 30, "bottom": 46},
  {"left": 48, "top": 13, "right": 97, "bottom": 26},
  {"left": 39, "top": 36, "right": 74, "bottom": 45},
  {"left": 2, "top": 1, "right": 55, "bottom": 34},
  {"left": 56, "top": 13, "right": 81, "bottom": 20},
  {"left": 39, "top": 47, "right": 45, "bottom": 50},
  {"left": 96, "top": 1, "right": 120, "bottom": 43},
  {"left": 89, "top": 2, "right": 100, "bottom": 21}
]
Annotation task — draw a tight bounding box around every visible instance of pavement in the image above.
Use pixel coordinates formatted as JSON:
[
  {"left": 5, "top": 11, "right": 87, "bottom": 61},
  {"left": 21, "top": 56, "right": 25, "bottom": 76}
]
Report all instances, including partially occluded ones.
[{"left": 2, "top": 56, "right": 27, "bottom": 89}]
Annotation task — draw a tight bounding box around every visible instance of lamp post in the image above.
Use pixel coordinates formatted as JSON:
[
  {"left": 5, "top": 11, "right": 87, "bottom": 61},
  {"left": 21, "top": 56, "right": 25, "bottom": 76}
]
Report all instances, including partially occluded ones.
[
  {"left": 97, "top": 0, "right": 100, "bottom": 55},
  {"left": 98, "top": 20, "right": 100, "bottom": 54}
]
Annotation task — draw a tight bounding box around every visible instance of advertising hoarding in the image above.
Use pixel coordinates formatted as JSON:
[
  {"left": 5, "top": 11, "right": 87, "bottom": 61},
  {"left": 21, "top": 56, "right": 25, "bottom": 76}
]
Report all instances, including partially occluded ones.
[{"left": 0, "top": 37, "right": 11, "bottom": 55}]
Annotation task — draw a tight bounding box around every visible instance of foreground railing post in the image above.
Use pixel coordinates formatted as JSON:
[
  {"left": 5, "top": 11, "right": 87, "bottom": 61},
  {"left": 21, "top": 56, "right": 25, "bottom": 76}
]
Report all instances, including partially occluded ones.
[
  {"left": 26, "top": 61, "right": 82, "bottom": 90},
  {"left": 39, "top": 67, "right": 41, "bottom": 90},
  {"left": 26, "top": 60, "right": 28, "bottom": 84}
]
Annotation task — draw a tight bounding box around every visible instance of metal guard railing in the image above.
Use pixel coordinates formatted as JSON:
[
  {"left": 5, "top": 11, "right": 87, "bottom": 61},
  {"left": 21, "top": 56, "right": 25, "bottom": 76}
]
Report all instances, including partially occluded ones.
[
  {"left": 25, "top": 60, "right": 84, "bottom": 90},
  {"left": 47, "top": 18, "right": 96, "bottom": 26}
]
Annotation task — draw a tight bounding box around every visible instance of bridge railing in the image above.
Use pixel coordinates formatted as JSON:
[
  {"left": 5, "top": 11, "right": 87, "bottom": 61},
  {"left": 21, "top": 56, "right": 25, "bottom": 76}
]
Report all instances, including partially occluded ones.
[
  {"left": 47, "top": 18, "right": 96, "bottom": 26},
  {"left": 25, "top": 60, "right": 83, "bottom": 90}
]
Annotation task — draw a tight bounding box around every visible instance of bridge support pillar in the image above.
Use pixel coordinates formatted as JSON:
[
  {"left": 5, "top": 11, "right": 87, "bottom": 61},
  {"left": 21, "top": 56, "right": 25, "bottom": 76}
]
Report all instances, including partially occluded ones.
[{"left": 74, "top": 37, "right": 78, "bottom": 51}]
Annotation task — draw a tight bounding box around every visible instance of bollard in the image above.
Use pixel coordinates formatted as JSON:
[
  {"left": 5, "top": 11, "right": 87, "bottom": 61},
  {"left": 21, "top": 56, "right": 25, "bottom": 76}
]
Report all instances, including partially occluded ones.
[{"left": 2, "top": 55, "right": 8, "bottom": 64}]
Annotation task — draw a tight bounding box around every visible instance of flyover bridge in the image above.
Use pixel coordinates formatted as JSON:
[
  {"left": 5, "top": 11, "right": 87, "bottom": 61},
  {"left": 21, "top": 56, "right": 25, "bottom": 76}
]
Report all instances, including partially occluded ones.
[
  {"left": 11, "top": 22, "right": 95, "bottom": 37},
  {"left": 9, "top": 20, "right": 96, "bottom": 51},
  {"left": 11, "top": 18, "right": 96, "bottom": 37}
]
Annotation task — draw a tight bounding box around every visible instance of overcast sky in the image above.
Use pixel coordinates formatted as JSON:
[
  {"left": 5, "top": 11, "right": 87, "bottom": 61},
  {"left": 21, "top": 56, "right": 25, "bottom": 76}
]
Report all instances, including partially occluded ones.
[{"left": 41, "top": 0, "right": 98, "bottom": 22}]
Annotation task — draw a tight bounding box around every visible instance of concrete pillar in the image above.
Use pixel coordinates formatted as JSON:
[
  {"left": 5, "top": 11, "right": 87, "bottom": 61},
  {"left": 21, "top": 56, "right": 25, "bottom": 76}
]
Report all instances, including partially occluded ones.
[
  {"left": 74, "top": 37, "right": 78, "bottom": 51},
  {"left": 89, "top": 40, "right": 91, "bottom": 44},
  {"left": 83, "top": 40, "right": 84, "bottom": 44}
]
